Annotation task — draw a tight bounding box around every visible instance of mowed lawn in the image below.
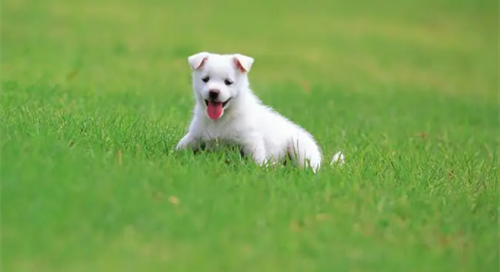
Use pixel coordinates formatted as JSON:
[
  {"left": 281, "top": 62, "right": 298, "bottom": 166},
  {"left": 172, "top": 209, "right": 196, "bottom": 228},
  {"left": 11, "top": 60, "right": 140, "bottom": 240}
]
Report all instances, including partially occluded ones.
[{"left": 1, "top": 0, "right": 499, "bottom": 271}]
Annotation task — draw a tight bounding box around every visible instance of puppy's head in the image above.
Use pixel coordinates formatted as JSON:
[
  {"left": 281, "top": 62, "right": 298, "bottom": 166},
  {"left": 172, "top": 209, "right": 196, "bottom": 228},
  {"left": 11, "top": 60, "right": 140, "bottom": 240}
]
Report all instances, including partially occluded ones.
[{"left": 188, "top": 52, "right": 254, "bottom": 120}]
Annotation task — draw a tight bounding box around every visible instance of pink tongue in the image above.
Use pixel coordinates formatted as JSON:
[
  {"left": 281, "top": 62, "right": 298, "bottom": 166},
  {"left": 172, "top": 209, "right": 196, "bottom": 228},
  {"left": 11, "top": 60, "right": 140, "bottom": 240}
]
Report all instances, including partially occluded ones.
[{"left": 207, "top": 101, "right": 223, "bottom": 120}]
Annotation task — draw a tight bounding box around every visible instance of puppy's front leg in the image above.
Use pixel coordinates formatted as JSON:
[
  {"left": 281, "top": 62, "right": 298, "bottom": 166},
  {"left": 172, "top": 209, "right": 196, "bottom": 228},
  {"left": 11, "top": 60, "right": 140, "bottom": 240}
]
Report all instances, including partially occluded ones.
[
  {"left": 175, "top": 133, "right": 198, "bottom": 151},
  {"left": 241, "top": 135, "right": 267, "bottom": 166}
]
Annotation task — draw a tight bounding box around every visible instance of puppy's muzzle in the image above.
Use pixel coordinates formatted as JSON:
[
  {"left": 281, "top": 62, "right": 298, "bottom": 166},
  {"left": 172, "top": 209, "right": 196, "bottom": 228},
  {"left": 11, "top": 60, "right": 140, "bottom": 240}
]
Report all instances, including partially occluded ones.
[{"left": 204, "top": 97, "right": 232, "bottom": 108}]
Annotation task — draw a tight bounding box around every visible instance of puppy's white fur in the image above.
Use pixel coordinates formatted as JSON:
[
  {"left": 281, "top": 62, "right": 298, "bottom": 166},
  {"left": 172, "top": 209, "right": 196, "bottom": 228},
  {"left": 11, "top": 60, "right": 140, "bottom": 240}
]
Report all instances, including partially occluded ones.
[{"left": 176, "top": 52, "right": 331, "bottom": 173}]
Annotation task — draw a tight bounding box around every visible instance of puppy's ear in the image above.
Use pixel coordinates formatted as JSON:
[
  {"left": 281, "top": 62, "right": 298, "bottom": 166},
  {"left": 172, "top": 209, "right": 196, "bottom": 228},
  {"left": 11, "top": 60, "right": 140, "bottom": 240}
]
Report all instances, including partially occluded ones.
[
  {"left": 233, "top": 54, "right": 254, "bottom": 73},
  {"left": 188, "top": 52, "right": 210, "bottom": 70}
]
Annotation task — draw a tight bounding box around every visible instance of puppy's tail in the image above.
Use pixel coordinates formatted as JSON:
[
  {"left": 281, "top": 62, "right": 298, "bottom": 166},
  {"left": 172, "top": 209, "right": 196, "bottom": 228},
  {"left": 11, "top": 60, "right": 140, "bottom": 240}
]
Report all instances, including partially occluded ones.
[{"left": 330, "top": 151, "right": 346, "bottom": 167}]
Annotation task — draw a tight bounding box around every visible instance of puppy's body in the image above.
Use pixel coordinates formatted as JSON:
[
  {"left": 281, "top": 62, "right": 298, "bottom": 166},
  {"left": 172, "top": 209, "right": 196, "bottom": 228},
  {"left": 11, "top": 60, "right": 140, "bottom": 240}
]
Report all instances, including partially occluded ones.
[{"left": 176, "top": 52, "right": 323, "bottom": 172}]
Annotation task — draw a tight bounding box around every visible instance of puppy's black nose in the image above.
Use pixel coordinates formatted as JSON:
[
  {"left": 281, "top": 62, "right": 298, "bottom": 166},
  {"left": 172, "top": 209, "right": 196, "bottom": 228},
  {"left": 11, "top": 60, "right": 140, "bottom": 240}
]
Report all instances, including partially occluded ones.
[{"left": 208, "top": 89, "right": 219, "bottom": 99}]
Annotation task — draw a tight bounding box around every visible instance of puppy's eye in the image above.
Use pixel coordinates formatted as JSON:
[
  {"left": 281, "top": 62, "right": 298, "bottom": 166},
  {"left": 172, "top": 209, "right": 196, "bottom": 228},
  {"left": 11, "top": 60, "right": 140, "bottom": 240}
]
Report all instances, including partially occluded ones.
[
  {"left": 224, "top": 79, "right": 233, "bottom": 85},
  {"left": 202, "top": 76, "right": 210, "bottom": 83}
]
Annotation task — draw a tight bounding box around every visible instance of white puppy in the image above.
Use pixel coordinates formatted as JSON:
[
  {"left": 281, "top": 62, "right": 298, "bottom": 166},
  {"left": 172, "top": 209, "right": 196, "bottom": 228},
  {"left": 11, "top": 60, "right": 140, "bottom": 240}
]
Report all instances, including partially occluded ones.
[{"left": 176, "top": 52, "right": 337, "bottom": 173}]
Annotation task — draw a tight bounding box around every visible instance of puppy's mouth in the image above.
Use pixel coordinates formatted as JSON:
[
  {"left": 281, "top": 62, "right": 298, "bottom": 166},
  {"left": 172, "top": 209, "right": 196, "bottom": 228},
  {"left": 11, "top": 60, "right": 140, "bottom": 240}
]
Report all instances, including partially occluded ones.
[{"left": 204, "top": 98, "right": 232, "bottom": 120}]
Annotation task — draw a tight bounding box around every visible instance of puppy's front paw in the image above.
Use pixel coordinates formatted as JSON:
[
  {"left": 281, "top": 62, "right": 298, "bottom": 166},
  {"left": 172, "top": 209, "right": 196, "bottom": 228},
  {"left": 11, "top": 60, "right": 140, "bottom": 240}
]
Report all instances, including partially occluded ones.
[{"left": 175, "top": 134, "right": 195, "bottom": 151}]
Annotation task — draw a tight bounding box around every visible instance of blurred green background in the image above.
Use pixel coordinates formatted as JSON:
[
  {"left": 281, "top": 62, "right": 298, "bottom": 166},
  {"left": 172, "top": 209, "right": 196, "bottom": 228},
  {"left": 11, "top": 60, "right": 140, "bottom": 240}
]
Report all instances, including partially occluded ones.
[{"left": 1, "top": 0, "right": 499, "bottom": 271}]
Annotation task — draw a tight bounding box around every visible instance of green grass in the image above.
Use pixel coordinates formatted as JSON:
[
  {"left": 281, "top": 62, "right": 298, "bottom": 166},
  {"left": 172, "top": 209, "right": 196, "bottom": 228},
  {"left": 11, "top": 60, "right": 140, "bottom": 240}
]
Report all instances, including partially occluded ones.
[{"left": 1, "top": 0, "right": 499, "bottom": 271}]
